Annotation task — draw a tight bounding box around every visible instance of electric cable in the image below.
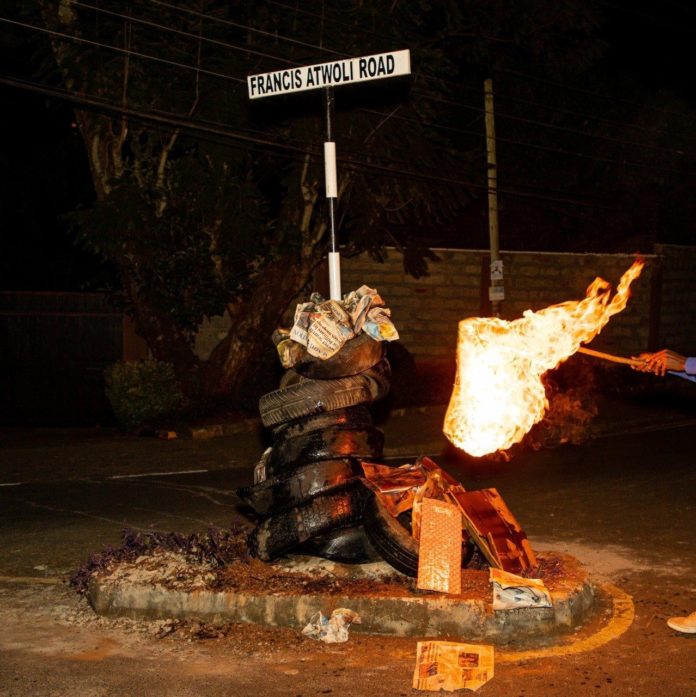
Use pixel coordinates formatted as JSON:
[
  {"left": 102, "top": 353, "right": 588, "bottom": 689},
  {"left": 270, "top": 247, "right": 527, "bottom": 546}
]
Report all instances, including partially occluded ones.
[
  {"left": 490, "top": 101, "right": 692, "bottom": 159},
  {"left": 6, "top": 7, "right": 689, "bottom": 201},
  {"left": 145, "top": 0, "right": 348, "bottom": 58},
  {"left": 0, "top": 15, "right": 246, "bottom": 85},
  {"left": 255, "top": 0, "right": 696, "bottom": 131},
  {"left": 0, "top": 73, "right": 616, "bottom": 210},
  {"left": 22, "top": 4, "right": 696, "bottom": 164},
  {"left": 493, "top": 66, "right": 695, "bottom": 121},
  {"left": 68, "top": 0, "right": 298, "bottom": 66},
  {"left": 493, "top": 89, "right": 696, "bottom": 146}
]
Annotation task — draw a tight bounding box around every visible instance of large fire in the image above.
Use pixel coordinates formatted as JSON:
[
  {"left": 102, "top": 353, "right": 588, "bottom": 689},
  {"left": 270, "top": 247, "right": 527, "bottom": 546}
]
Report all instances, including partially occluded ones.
[{"left": 443, "top": 260, "right": 644, "bottom": 457}]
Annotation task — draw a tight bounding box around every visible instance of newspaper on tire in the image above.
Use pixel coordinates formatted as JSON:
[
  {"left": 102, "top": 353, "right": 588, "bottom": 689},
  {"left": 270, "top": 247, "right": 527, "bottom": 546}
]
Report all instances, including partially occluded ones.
[{"left": 286, "top": 285, "right": 399, "bottom": 361}]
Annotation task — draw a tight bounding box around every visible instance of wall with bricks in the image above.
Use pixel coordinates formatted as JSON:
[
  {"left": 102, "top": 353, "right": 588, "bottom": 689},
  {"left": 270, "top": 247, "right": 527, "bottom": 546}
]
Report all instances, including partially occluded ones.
[
  {"left": 654, "top": 244, "right": 696, "bottom": 354},
  {"left": 341, "top": 248, "right": 658, "bottom": 361},
  {"left": 191, "top": 244, "right": 695, "bottom": 364}
]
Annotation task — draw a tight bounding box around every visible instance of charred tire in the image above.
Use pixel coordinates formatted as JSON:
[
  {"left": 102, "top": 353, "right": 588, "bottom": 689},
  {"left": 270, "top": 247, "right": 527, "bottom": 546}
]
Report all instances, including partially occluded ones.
[
  {"left": 236, "top": 459, "right": 360, "bottom": 515},
  {"left": 364, "top": 358, "right": 391, "bottom": 401},
  {"left": 271, "top": 405, "right": 373, "bottom": 441},
  {"left": 258, "top": 374, "right": 376, "bottom": 428},
  {"left": 363, "top": 492, "right": 419, "bottom": 576},
  {"left": 248, "top": 489, "right": 365, "bottom": 561},
  {"left": 280, "top": 359, "right": 391, "bottom": 396},
  {"left": 267, "top": 427, "right": 384, "bottom": 474},
  {"left": 295, "top": 524, "right": 380, "bottom": 564},
  {"left": 294, "top": 333, "right": 385, "bottom": 379},
  {"left": 363, "top": 493, "right": 476, "bottom": 577}
]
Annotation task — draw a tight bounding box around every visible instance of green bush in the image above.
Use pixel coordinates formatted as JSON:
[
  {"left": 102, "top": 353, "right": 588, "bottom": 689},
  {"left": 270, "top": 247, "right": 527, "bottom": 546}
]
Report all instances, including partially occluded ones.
[{"left": 105, "top": 359, "right": 183, "bottom": 431}]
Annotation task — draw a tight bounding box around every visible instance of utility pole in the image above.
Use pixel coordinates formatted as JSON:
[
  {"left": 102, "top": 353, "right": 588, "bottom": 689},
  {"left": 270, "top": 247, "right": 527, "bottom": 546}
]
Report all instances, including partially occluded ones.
[{"left": 484, "top": 78, "right": 503, "bottom": 316}]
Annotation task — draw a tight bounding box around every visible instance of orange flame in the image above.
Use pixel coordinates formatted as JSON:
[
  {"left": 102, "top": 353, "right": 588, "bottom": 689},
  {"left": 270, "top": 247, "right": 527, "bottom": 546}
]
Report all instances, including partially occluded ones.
[{"left": 443, "top": 260, "right": 644, "bottom": 457}]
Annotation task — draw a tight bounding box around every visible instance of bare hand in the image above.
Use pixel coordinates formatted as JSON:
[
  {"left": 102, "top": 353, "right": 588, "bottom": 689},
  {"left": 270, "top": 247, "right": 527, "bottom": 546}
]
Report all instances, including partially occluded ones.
[{"left": 631, "top": 349, "right": 687, "bottom": 376}]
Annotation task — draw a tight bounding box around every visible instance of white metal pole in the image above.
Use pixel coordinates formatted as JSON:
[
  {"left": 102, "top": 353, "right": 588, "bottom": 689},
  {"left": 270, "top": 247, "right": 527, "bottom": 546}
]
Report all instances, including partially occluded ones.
[{"left": 324, "top": 87, "right": 341, "bottom": 300}]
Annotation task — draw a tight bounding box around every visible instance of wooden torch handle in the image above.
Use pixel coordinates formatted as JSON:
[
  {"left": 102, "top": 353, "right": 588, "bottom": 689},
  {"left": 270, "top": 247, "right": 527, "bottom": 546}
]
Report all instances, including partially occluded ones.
[{"left": 577, "top": 346, "right": 645, "bottom": 367}]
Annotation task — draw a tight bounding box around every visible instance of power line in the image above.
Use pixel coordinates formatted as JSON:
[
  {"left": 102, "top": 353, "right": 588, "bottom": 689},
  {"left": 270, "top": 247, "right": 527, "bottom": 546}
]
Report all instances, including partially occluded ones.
[
  {"left": 0, "top": 73, "right": 615, "bottom": 210},
  {"left": 493, "top": 66, "right": 695, "bottom": 122},
  {"left": 409, "top": 88, "right": 695, "bottom": 177},
  {"left": 0, "top": 74, "right": 305, "bottom": 152},
  {"left": 492, "top": 97, "right": 693, "bottom": 160},
  {"left": 148, "top": 0, "right": 696, "bottom": 137},
  {"left": 146, "top": 0, "right": 347, "bottom": 58},
  {"left": 51, "top": 3, "right": 696, "bottom": 164},
  {"left": 0, "top": 15, "right": 246, "bottom": 85},
  {"left": 69, "top": 0, "right": 298, "bottom": 66},
  {"left": 58, "top": 3, "right": 487, "bottom": 146},
  {"left": 7, "top": 11, "right": 694, "bottom": 181},
  {"left": 257, "top": 0, "right": 696, "bottom": 133},
  {"left": 408, "top": 84, "right": 695, "bottom": 166},
  {"left": 494, "top": 88, "right": 696, "bottom": 146},
  {"left": 495, "top": 128, "right": 691, "bottom": 177}
]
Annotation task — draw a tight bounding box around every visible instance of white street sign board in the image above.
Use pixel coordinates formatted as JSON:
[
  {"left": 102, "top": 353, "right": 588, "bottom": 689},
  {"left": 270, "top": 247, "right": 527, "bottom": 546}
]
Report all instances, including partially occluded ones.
[{"left": 248, "top": 49, "right": 411, "bottom": 100}]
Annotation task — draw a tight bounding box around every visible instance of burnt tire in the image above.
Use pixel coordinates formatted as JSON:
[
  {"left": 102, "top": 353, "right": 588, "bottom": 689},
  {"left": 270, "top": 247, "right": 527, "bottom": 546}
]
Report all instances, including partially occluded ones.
[
  {"left": 267, "top": 427, "right": 384, "bottom": 474},
  {"left": 236, "top": 459, "right": 360, "bottom": 515},
  {"left": 271, "top": 405, "right": 373, "bottom": 441},
  {"left": 363, "top": 492, "right": 476, "bottom": 577},
  {"left": 364, "top": 358, "right": 391, "bottom": 401},
  {"left": 295, "top": 524, "right": 380, "bottom": 564},
  {"left": 363, "top": 491, "right": 419, "bottom": 576},
  {"left": 258, "top": 373, "right": 376, "bottom": 428},
  {"left": 248, "top": 489, "right": 365, "bottom": 561},
  {"left": 280, "top": 359, "right": 391, "bottom": 396},
  {"left": 294, "top": 333, "right": 385, "bottom": 379}
]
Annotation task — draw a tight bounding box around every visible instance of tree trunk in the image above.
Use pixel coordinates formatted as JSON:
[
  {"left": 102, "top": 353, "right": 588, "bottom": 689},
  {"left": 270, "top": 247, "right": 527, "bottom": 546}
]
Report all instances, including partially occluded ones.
[
  {"left": 201, "top": 252, "right": 323, "bottom": 400},
  {"left": 199, "top": 154, "right": 328, "bottom": 403}
]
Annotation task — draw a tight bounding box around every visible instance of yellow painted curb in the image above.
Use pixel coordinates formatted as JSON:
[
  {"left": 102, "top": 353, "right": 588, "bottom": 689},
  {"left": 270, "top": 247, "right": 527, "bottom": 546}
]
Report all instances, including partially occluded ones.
[{"left": 497, "top": 583, "right": 634, "bottom": 663}]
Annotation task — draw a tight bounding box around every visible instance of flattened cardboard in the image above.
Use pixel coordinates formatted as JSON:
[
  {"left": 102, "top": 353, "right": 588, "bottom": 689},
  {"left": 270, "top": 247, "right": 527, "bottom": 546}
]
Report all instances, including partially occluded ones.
[{"left": 416, "top": 498, "right": 462, "bottom": 595}]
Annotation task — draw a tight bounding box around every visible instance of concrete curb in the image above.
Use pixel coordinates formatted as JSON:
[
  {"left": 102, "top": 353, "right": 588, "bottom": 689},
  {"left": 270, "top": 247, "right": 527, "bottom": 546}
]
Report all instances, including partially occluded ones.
[
  {"left": 88, "top": 555, "right": 594, "bottom": 642},
  {"left": 188, "top": 418, "right": 262, "bottom": 440}
]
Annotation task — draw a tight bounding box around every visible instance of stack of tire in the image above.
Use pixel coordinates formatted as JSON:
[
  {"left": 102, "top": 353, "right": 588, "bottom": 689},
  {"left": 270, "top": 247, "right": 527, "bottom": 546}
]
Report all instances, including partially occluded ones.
[{"left": 240, "top": 332, "right": 391, "bottom": 563}]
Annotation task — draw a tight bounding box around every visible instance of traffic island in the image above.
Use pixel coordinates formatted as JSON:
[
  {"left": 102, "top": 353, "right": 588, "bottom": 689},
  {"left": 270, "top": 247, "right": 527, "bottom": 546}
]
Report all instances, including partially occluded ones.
[{"left": 87, "top": 550, "right": 594, "bottom": 643}]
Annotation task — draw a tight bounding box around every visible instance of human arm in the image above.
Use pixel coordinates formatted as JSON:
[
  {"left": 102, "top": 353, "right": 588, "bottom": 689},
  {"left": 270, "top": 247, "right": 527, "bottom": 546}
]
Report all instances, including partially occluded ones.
[{"left": 631, "top": 349, "right": 696, "bottom": 381}]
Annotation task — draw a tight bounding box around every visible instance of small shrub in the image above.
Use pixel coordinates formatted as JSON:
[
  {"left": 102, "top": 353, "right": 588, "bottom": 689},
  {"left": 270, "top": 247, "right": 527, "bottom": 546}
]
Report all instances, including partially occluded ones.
[{"left": 105, "top": 359, "right": 183, "bottom": 431}]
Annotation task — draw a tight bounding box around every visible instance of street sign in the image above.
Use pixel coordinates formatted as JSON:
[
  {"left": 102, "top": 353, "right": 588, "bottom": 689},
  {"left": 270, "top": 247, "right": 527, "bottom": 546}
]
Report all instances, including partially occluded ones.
[
  {"left": 248, "top": 48, "right": 411, "bottom": 299},
  {"left": 248, "top": 49, "right": 411, "bottom": 100}
]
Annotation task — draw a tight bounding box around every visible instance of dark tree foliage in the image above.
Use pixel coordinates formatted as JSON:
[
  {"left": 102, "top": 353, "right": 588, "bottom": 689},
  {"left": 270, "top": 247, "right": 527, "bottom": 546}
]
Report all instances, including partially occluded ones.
[{"left": 28, "top": 0, "right": 608, "bottom": 404}]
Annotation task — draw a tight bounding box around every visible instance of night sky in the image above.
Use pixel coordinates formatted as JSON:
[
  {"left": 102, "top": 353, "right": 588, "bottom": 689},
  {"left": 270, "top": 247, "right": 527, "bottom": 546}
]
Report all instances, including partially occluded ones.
[{"left": 1, "top": 0, "right": 695, "bottom": 292}]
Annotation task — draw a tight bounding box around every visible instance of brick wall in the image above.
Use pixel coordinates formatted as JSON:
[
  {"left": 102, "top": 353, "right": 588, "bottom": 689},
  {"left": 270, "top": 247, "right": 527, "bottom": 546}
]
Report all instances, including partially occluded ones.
[
  {"left": 341, "top": 248, "right": 657, "bottom": 361},
  {"left": 192, "top": 244, "right": 695, "bottom": 364},
  {"left": 654, "top": 244, "right": 696, "bottom": 354}
]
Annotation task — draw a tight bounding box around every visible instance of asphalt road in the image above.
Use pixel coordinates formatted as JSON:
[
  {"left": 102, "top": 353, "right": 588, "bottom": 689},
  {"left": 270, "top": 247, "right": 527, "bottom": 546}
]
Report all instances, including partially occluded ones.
[{"left": 1, "top": 419, "right": 696, "bottom": 696}]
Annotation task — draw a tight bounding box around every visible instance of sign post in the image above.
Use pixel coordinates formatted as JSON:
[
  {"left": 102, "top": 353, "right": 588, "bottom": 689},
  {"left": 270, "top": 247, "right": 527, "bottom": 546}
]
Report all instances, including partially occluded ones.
[
  {"left": 484, "top": 78, "right": 503, "bottom": 317},
  {"left": 248, "top": 50, "right": 411, "bottom": 300}
]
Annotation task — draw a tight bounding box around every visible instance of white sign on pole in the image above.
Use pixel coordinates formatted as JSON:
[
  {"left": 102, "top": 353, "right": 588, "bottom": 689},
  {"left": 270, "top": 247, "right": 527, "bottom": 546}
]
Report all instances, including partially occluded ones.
[{"left": 248, "top": 49, "right": 411, "bottom": 100}]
